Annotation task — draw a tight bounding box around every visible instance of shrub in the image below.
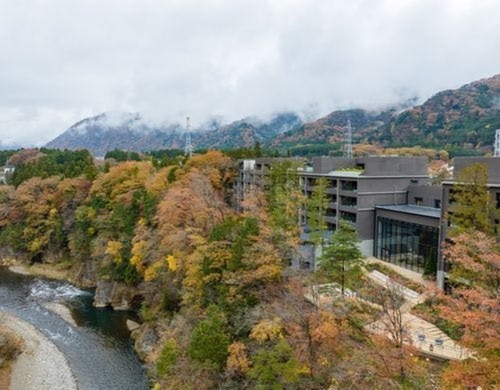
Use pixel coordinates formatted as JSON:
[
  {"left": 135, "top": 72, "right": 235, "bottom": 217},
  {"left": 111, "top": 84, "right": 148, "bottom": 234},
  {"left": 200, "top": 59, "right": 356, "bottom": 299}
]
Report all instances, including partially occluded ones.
[
  {"left": 0, "top": 330, "right": 22, "bottom": 368},
  {"left": 156, "top": 339, "right": 179, "bottom": 377}
]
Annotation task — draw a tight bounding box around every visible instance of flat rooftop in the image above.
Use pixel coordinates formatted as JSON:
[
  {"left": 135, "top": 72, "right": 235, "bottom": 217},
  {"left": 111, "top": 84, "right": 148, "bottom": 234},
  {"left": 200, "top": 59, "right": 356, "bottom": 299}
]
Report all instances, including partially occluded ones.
[{"left": 376, "top": 204, "right": 441, "bottom": 219}]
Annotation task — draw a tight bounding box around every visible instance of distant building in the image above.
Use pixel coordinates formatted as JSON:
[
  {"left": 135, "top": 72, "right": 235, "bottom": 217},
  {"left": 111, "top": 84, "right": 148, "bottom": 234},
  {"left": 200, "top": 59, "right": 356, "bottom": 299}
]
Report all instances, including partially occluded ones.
[{"left": 0, "top": 164, "right": 15, "bottom": 184}]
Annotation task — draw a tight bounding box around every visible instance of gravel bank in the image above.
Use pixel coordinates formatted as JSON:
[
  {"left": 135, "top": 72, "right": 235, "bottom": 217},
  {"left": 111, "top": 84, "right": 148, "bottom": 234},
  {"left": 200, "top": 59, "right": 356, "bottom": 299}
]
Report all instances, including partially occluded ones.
[{"left": 0, "top": 312, "right": 77, "bottom": 390}]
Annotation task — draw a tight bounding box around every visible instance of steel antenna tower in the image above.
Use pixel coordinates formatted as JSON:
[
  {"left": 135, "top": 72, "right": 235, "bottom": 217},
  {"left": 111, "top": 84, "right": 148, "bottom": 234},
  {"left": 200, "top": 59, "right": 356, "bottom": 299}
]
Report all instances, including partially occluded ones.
[
  {"left": 495, "top": 129, "right": 500, "bottom": 157},
  {"left": 184, "top": 116, "right": 193, "bottom": 157},
  {"left": 343, "top": 119, "right": 353, "bottom": 158}
]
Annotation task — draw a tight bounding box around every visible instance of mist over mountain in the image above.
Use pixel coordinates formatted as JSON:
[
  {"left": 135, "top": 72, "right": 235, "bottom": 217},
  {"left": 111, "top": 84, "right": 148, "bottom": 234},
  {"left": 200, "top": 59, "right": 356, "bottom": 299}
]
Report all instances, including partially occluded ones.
[
  {"left": 271, "top": 74, "right": 500, "bottom": 153},
  {"left": 45, "top": 112, "right": 304, "bottom": 156},
  {"left": 45, "top": 112, "right": 185, "bottom": 156},
  {"left": 44, "top": 74, "right": 500, "bottom": 156}
]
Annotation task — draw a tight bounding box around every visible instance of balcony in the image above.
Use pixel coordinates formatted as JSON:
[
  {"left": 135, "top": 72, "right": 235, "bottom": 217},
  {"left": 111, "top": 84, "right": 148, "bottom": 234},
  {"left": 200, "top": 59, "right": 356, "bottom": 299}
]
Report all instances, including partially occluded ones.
[
  {"left": 340, "top": 196, "right": 357, "bottom": 208},
  {"left": 339, "top": 211, "right": 356, "bottom": 224},
  {"left": 328, "top": 202, "right": 337, "bottom": 209},
  {"left": 340, "top": 180, "right": 357, "bottom": 192}
]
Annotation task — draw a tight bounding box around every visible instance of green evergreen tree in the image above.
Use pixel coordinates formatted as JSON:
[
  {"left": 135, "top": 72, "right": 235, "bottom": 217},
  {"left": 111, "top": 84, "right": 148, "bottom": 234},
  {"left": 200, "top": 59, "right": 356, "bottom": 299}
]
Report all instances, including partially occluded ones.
[
  {"left": 188, "top": 306, "right": 231, "bottom": 370},
  {"left": 320, "top": 221, "right": 363, "bottom": 295},
  {"left": 248, "top": 340, "right": 301, "bottom": 388}
]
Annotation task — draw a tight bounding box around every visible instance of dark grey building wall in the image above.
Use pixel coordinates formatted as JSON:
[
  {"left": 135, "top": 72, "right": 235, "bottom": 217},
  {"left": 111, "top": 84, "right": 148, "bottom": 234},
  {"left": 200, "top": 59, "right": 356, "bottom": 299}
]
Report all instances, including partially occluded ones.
[
  {"left": 310, "top": 157, "right": 356, "bottom": 173},
  {"left": 358, "top": 177, "right": 421, "bottom": 203},
  {"left": 356, "top": 210, "right": 375, "bottom": 240},
  {"left": 311, "top": 156, "right": 429, "bottom": 176},
  {"left": 408, "top": 185, "right": 442, "bottom": 208},
  {"left": 453, "top": 157, "right": 500, "bottom": 183},
  {"left": 362, "top": 156, "right": 428, "bottom": 176}
]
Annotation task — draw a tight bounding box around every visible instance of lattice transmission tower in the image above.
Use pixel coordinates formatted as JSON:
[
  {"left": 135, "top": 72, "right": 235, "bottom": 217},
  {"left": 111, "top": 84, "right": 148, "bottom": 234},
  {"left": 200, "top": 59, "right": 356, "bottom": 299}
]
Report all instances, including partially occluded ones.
[
  {"left": 184, "top": 116, "right": 193, "bottom": 157},
  {"left": 343, "top": 119, "right": 353, "bottom": 158},
  {"left": 495, "top": 129, "right": 500, "bottom": 157}
]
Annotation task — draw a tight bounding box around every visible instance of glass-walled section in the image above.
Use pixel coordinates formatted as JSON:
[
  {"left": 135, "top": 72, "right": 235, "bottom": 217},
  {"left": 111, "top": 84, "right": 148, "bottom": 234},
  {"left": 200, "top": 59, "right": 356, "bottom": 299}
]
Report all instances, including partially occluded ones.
[{"left": 375, "top": 217, "right": 438, "bottom": 275}]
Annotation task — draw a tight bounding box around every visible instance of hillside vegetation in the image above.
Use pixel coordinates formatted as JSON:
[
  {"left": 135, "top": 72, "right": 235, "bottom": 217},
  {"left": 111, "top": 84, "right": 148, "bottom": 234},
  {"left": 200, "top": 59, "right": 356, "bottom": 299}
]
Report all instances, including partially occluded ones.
[
  {"left": 0, "top": 149, "right": 497, "bottom": 389},
  {"left": 274, "top": 74, "right": 500, "bottom": 156}
]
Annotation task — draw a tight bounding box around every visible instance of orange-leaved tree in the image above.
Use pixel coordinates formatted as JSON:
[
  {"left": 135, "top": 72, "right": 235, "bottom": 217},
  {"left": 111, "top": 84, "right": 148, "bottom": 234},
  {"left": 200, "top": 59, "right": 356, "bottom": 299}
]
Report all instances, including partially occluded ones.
[{"left": 438, "top": 230, "right": 500, "bottom": 388}]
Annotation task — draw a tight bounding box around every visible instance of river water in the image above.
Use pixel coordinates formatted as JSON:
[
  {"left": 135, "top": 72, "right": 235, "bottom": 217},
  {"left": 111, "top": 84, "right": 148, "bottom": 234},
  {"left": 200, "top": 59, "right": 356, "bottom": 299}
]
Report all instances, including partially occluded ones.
[{"left": 0, "top": 267, "right": 149, "bottom": 389}]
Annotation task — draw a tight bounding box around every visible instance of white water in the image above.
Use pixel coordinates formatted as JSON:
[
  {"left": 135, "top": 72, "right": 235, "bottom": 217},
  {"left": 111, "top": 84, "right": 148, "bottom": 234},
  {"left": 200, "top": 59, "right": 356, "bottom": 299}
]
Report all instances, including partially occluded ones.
[{"left": 29, "top": 279, "right": 91, "bottom": 300}]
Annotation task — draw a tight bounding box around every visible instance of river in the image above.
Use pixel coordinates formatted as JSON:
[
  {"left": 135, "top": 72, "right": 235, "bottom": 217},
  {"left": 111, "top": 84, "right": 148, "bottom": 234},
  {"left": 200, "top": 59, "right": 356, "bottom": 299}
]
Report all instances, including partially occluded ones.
[{"left": 0, "top": 267, "right": 149, "bottom": 390}]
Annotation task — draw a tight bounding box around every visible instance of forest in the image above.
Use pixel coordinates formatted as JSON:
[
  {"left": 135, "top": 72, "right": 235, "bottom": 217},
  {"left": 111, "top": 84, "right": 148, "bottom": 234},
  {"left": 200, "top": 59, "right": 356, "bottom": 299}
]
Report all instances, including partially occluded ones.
[{"left": 0, "top": 148, "right": 498, "bottom": 389}]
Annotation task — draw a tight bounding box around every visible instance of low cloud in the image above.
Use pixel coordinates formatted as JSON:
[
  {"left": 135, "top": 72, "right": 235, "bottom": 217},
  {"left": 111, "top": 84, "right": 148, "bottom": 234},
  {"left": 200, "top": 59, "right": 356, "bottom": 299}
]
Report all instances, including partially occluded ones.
[{"left": 1, "top": 0, "right": 499, "bottom": 146}]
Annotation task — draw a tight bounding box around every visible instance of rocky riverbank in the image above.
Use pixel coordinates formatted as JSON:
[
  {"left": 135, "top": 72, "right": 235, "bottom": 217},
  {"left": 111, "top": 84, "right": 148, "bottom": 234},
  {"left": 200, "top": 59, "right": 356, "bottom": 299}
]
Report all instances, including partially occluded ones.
[
  {"left": 0, "top": 312, "right": 77, "bottom": 390},
  {"left": 3, "top": 258, "right": 137, "bottom": 311},
  {"left": 1, "top": 256, "right": 71, "bottom": 280}
]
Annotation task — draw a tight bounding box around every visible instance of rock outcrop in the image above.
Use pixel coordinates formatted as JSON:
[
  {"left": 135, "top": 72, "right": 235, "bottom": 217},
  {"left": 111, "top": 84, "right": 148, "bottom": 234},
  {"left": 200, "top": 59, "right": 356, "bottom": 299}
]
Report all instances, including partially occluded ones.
[{"left": 94, "top": 279, "right": 137, "bottom": 310}]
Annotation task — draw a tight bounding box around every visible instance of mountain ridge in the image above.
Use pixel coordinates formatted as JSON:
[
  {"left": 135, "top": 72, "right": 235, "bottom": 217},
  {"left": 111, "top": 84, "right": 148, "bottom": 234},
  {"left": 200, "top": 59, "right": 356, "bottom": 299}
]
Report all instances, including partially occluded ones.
[{"left": 45, "top": 74, "right": 500, "bottom": 156}]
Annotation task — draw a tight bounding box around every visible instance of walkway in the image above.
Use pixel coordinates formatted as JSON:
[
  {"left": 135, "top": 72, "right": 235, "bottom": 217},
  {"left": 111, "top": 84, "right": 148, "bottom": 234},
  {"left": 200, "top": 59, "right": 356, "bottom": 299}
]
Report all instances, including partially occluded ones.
[
  {"left": 368, "top": 312, "right": 471, "bottom": 361},
  {"left": 306, "top": 262, "right": 472, "bottom": 361}
]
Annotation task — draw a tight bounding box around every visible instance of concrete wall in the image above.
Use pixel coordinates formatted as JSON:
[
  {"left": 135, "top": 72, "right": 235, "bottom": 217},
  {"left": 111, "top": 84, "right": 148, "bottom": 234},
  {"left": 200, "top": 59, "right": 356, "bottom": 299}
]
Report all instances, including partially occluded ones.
[
  {"left": 407, "top": 185, "right": 442, "bottom": 208},
  {"left": 453, "top": 157, "right": 500, "bottom": 183},
  {"left": 360, "top": 239, "right": 373, "bottom": 257},
  {"left": 311, "top": 156, "right": 429, "bottom": 176},
  {"left": 356, "top": 210, "right": 374, "bottom": 240},
  {"left": 362, "top": 156, "right": 428, "bottom": 176},
  {"left": 311, "top": 157, "right": 356, "bottom": 173}
]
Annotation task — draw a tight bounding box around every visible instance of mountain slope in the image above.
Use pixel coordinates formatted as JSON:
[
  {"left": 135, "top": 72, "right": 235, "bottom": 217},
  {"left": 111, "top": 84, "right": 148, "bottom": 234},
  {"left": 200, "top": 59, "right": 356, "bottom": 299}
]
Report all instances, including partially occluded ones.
[
  {"left": 45, "top": 74, "right": 500, "bottom": 156},
  {"left": 196, "top": 112, "right": 302, "bottom": 149},
  {"left": 45, "top": 113, "right": 185, "bottom": 157},
  {"left": 374, "top": 74, "right": 500, "bottom": 147},
  {"left": 273, "top": 74, "right": 500, "bottom": 152},
  {"left": 45, "top": 112, "right": 303, "bottom": 156},
  {"left": 271, "top": 108, "right": 394, "bottom": 147}
]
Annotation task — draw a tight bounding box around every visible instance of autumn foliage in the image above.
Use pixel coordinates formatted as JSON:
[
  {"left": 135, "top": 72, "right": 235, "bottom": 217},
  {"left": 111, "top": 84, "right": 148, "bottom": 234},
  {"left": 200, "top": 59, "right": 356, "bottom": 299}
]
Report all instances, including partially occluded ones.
[{"left": 0, "top": 148, "right": 496, "bottom": 388}]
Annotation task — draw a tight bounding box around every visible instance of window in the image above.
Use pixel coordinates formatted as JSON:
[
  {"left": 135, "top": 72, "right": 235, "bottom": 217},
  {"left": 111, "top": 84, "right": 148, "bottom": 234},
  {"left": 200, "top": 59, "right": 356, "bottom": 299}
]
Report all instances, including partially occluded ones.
[
  {"left": 375, "top": 217, "right": 439, "bottom": 275},
  {"left": 340, "top": 196, "right": 357, "bottom": 207},
  {"left": 434, "top": 199, "right": 441, "bottom": 208},
  {"left": 341, "top": 181, "right": 357, "bottom": 191},
  {"left": 340, "top": 211, "right": 356, "bottom": 223},
  {"left": 415, "top": 197, "right": 423, "bottom": 206},
  {"left": 327, "top": 179, "right": 337, "bottom": 189}
]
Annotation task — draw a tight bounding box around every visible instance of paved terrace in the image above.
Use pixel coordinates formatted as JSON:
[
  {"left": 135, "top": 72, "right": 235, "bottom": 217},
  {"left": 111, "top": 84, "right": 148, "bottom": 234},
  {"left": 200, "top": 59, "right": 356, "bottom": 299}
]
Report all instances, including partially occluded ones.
[{"left": 306, "top": 259, "right": 472, "bottom": 361}]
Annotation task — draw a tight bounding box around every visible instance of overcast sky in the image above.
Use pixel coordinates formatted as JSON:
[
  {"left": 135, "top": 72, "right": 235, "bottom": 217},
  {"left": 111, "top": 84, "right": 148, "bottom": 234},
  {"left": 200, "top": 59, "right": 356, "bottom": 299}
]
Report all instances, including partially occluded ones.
[{"left": 1, "top": 0, "right": 499, "bottom": 147}]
